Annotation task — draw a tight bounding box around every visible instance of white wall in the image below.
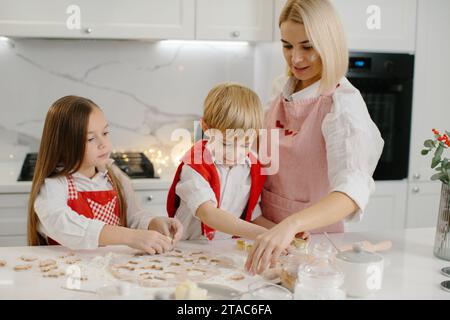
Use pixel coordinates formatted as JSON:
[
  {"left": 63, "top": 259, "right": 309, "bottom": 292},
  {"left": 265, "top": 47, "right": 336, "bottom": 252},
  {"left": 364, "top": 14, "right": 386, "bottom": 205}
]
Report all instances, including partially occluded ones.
[{"left": 0, "top": 38, "right": 254, "bottom": 171}]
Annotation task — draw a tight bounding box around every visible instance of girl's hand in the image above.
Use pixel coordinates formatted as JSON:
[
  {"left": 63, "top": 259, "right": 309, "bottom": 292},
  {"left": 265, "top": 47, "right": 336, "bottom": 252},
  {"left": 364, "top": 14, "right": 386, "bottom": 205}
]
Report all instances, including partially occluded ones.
[
  {"left": 245, "top": 220, "right": 298, "bottom": 275},
  {"left": 148, "top": 217, "right": 184, "bottom": 245},
  {"left": 127, "top": 229, "right": 173, "bottom": 254}
]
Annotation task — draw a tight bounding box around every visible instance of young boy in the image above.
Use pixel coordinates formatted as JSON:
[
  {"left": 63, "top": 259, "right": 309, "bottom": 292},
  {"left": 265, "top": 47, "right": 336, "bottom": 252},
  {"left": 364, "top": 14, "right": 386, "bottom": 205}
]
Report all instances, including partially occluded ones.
[{"left": 167, "top": 83, "right": 275, "bottom": 240}]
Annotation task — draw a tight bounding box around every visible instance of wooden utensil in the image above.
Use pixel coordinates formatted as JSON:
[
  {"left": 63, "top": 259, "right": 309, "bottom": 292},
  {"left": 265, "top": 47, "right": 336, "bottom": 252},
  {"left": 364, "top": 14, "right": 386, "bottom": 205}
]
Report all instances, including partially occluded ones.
[{"left": 340, "top": 240, "right": 392, "bottom": 252}]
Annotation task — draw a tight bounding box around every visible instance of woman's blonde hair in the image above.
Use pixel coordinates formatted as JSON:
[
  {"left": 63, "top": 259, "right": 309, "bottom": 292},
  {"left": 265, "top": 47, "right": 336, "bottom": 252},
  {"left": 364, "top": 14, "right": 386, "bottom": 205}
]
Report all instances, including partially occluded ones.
[
  {"left": 202, "top": 83, "right": 263, "bottom": 135},
  {"left": 279, "top": 0, "right": 349, "bottom": 94},
  {"left": 28, "top": 96, "right": 127, "bottom": 246}
]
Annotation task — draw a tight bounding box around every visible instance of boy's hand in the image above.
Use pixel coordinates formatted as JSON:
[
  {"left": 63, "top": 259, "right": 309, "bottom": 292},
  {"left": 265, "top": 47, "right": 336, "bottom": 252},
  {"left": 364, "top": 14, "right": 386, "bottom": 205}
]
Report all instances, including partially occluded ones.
[
  {"left": 148, "top": 217, "right": 184, "bottom": 245},
  {"left": 127, "top": 229, "right": 173, "bottom": 254},
  {"left": 295, "top": 231, "right": 310, "bottom": 241}
]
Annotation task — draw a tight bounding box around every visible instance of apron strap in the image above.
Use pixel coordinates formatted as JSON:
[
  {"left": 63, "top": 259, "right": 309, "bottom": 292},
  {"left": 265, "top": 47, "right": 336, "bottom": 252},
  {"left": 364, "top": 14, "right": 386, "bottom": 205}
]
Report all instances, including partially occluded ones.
[{"left": 66, "top": 175, "right": 78, "bottom": 200}]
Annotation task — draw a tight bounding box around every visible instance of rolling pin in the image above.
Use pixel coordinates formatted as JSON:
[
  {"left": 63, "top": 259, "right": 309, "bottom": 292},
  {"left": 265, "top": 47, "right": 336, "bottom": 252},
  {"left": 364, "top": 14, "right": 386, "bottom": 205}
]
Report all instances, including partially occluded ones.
[{"left": 340, "top": 240, "right": 392, "bottom": 252}]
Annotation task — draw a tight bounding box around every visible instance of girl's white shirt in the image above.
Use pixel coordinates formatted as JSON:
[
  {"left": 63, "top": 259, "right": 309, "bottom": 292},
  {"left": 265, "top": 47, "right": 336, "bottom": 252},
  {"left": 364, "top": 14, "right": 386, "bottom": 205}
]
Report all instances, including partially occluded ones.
[
  {"left": 34, "top": 160, "right": 156, "bottom": 249},
  {"left": 174, "top": 145, "right": 262, "bottom": 240},
  {"left": 275, "top": 76, "right": 384, "bottom": 222}
]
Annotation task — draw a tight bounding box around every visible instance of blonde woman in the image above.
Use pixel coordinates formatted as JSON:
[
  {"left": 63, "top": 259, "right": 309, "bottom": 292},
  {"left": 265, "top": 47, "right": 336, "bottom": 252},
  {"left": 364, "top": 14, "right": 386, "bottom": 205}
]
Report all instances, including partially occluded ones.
[
  {"left": 246, "top": 0, "right": 384, "bottom": 274},
  {"left": 167, "top": 83, "right": 274, "bottom": 240}
]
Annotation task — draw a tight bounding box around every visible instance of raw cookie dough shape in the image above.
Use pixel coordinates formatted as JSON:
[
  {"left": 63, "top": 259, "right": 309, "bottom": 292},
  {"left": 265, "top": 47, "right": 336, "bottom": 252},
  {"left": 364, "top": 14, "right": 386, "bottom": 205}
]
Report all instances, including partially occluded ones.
[
  {"left": 14, "top": 264, "right": 32, "bottom": 271},
  {"left": 20, "top": 255, "right": 38, "bottom": 262},
  {"left": 108, "top": 249, "right": 235, "bottom": 288}
]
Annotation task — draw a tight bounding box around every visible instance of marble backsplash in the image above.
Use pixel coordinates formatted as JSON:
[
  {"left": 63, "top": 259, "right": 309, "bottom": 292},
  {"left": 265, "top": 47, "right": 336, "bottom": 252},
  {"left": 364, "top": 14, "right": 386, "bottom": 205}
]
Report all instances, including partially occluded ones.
[{"left": 0, "top": 38, "right": 257, "bottom": 178}]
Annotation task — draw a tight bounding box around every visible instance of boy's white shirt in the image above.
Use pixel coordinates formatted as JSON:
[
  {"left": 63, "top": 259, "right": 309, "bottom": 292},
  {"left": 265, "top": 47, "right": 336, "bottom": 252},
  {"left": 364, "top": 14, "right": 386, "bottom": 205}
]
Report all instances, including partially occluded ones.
[
  {"left": 34, "top": 159, "right": 156, "bottom": 250},
  {"left": 174, "top": 146, "right": 262, "bottom": 240}
]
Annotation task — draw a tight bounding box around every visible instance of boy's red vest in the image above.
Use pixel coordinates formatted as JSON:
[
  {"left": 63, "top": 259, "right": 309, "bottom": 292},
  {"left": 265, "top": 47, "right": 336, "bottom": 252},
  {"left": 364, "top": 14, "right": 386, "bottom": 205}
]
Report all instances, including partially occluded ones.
[{"left": 166, "top": 140, "right": 266, "bottom": 240}]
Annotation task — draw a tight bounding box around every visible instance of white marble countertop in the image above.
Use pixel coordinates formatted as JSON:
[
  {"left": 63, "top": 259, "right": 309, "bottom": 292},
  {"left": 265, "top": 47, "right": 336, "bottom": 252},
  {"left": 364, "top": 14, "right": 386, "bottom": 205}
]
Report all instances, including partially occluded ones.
[
  {"left": 0, "top": 228, "right": 449, "bottom": 300},
  {"left": 0, "top": 160, "right": 172, "bottom": 193}
]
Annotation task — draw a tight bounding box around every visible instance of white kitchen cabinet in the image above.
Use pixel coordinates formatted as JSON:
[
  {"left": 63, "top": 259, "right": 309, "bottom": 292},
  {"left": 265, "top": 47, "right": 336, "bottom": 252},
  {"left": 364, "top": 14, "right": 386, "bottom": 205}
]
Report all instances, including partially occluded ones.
[
  {"left": 0, "top": 0, "right": 195, "bottom": 39},
  {"left": 345, "top": 181, "right": 408, "bottom": 232},
  {"left": 408, "top": 0, "right": 450, "bottom": 184},
  {"left": 272, "top": 0, "right": 286, "bottom": 41},
  {"left": 0, "top": 194, "right": 28, "bottom": 246},
  {"left": 405, "top": 181, "right": 441, "bottom": 228},
  {"left": 196, "top": 0, "right": 274, "bottom": 42},
  {"left": 404, "top": 0, "right": 450, "bottom": 228},
  {"left": 330, "top": 0, "right": 417, "bottom": 53},
  {"left": 135, "top": 189, "right": 168, "bottom": 217}
]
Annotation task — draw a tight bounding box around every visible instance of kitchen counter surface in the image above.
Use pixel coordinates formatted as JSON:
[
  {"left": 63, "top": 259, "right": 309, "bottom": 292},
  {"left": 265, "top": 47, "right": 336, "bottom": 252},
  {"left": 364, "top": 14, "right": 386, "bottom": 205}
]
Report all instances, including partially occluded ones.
[
  {"left": 0, "top": 228, "right": 449, "bottom": 300},
  {"left": 0, "top": 160, "right": 172, "bottom": 193}
]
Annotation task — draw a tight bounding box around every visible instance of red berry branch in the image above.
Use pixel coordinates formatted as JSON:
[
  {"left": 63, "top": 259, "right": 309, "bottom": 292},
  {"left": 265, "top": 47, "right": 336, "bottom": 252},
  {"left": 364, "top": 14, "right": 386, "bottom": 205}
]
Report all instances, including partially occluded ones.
[{"left": 422, "top": 129, "right": 450, "bottom": 185}]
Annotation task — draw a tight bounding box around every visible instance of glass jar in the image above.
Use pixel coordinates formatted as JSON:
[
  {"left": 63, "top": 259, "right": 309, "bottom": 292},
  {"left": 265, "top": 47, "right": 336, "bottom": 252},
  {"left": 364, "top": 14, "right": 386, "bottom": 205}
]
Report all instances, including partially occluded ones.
[
  {"left": 294, "top": 242, "right": 345, "bottom": 300},
  {"left": 280, "top": 239, "right": 312, "bottom": 291}
]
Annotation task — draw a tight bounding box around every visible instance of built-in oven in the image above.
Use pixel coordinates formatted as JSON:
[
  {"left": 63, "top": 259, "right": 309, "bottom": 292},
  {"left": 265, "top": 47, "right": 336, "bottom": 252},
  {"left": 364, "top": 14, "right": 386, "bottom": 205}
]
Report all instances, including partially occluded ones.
[{"left": 347, "top": 52, "right": 415, "bottom": 180}]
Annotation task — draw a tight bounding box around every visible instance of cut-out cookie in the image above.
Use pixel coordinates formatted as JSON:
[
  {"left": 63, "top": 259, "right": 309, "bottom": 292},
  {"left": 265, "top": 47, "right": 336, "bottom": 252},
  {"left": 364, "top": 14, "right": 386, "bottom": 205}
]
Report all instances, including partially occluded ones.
[
  {"left": 59, "top": 252, "right": 76, "bottom": 259},
  {"left": 39, "top": 259, "right": 57, "bottom": 268},
  {"left": 134, "top": 251, "right": 147, "bottom": 257},
  {"left": 141, "top": 264, "right": 163, "bottom": 271},
  {"left": 43, "top": 269, "right": 66, "bottom": 278},
  {"left": 65, "top": 257, "right": 81, "bottom": 265},
  {"left": 20, "top": 255, "right": 38, "bottom": 262},
  {"left": 0, "top": 260, "right": 6, "bottom": 267},
  {"left": 14, "top": 264, "right": 32, "bottom": 271},
  {"left": 139, "top": 272, "right": 152, "bottom": 277},
  {"left": 229, "top": 274, "right": 245, "bottom": 281},
  {"left": 40, "top": 264, "right": 58, "bottom": 272},
  {"left": 148, "top": 259, "right": 162, "bottom": 263},
  {"left": 117, "top": 265, "right": 136, "bottom": 271}
]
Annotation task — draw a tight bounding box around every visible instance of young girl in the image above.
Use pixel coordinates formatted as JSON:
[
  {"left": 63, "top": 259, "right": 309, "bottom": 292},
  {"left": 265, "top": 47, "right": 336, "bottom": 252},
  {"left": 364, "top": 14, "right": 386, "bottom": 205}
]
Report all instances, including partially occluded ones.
[
  {"left": 167, "top": 83, "right": 275, "bottom": 241},
  {"left": 246, "top": 0, "right": 384, "bottom": 274},
  {"left": 28, "top": 95, "right": 183, "bottom": 253}
]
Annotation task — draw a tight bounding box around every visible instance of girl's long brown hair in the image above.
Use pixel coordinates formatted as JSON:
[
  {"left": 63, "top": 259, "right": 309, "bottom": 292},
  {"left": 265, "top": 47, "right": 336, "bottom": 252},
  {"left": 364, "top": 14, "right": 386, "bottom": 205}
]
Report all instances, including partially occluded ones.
[{"left": 28, "top": 96, "right": 127, "bottom": 246}]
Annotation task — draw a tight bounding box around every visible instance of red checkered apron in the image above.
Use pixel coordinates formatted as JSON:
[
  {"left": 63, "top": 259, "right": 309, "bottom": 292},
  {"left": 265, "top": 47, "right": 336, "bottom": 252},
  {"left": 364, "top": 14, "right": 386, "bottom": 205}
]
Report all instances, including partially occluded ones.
[{"left": 47, "top": 174, "right": 120, "bottom": 245}]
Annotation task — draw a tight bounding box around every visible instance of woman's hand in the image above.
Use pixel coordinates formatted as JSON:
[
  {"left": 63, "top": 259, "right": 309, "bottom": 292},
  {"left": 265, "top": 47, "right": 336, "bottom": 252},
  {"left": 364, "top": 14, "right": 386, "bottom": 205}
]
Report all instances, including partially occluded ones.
[
  {"left": 148, "top": 217, "right": 184, "bottom": 245},
  {"left": 127, "top": 229, "right": 173, "bottom": 254},
  {"left": 245, "top": 219, "right": 298, "bottom": 275}
]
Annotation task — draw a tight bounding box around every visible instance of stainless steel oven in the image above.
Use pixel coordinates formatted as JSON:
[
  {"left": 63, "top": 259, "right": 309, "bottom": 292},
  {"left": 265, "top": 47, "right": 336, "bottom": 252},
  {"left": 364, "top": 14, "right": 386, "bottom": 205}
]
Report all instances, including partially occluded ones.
[{"left": 347, "top": 52, "right": 415, "bottom": 180}]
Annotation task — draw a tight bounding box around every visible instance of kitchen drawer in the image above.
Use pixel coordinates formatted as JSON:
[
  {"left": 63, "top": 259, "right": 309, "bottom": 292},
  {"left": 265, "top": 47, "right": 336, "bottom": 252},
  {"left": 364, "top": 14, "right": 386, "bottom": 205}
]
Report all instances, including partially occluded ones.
[
  {"left": 0, "top": 208, "right": 27, "bottom": 236},
  {"left": 0, "top": 235, "right": 27, "bottom": 247},
  {"left": 143, "top": 205, "right": 167, "bottom": 217},
  {"left": 0, "top": 194, "right": 29, "bottom": 208},
  {"left": 136, "top": 190, "right": 169, "bottom": 217},
  {"left": 136, "top": 190, "right": 168, "bottom": 205}
]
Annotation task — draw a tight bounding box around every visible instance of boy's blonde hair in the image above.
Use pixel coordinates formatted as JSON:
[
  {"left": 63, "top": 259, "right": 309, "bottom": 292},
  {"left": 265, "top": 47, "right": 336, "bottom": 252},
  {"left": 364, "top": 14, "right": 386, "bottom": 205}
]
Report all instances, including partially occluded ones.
[
  {"left": 203, "top": 83, "right": 263, "bottom": 135},
  {"left": 279, "top": 0, "right": 349, "bottom": 94}
]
